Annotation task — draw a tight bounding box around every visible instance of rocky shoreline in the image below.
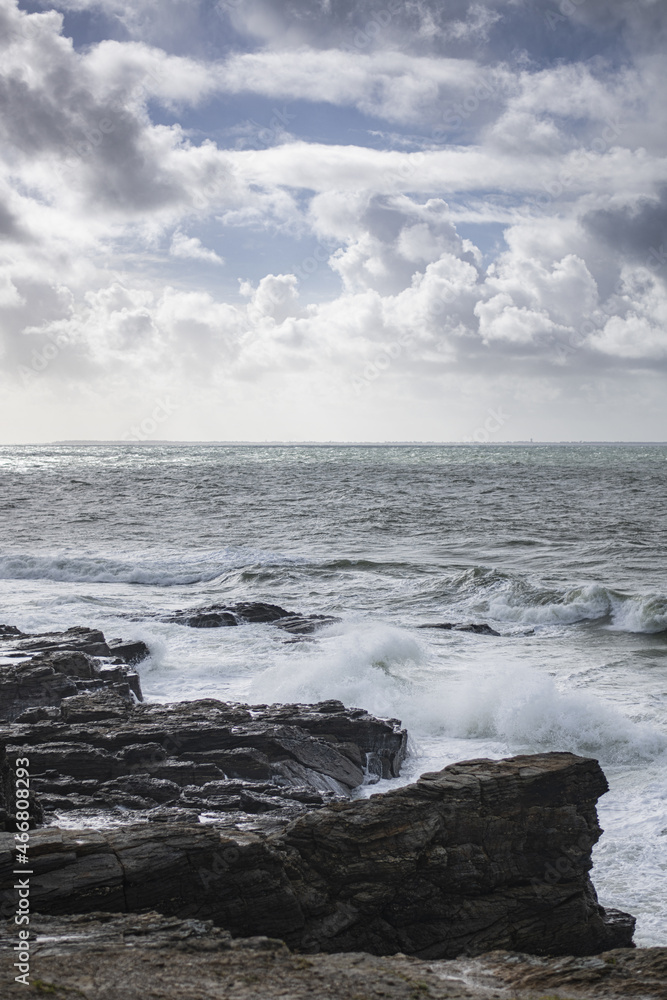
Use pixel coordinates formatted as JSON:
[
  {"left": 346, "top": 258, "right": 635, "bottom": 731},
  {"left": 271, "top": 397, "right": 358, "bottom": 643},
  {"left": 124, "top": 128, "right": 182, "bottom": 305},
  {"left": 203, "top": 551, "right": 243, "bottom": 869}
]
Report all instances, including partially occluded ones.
[
  {"left": 0, "top": 617, "right": 661, "bottom": 997},
  {"left": 1, "top": 911, "right": 666, "bottom": 1000}
]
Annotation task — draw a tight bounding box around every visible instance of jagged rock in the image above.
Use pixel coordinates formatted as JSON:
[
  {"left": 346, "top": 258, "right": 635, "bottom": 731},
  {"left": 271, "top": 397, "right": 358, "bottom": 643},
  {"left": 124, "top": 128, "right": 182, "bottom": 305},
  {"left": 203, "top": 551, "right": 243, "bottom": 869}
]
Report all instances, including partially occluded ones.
[
  {"left": 107, "top": 638, "right": 151, "bottom": 663},
  {"left": 165, "top": 602, "right": 339, "bottom": 633},
  {"left": 0, "top": 753, "right": 636, "bottom": 958},
  {"left": 0, "top": 912, "right": 660, "bottom": 1000},
  {"left": 417, "top": 622, "right": 501, "bottom": 636},
  {"left": 0, "top": 626, "right": 145, "bottom": 721},
  {"left": 0, "top": 697, "right": 407, "bottom": 830}
]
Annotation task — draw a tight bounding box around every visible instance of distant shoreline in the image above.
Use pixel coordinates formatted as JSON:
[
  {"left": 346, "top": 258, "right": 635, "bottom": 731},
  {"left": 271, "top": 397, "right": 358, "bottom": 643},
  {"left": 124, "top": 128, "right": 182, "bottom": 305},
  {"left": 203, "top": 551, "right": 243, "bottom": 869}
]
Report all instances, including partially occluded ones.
[{"left": 5, "top": 440, "right": 667, "bottom": 448}]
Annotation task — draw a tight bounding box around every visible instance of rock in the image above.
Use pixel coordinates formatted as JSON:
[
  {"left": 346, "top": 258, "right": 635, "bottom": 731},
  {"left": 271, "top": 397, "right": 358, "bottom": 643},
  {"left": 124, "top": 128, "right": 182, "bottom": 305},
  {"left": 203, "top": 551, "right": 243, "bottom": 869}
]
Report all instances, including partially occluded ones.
[
  {"left": 165, "top": 602, "right": 339, "bottom": 633},
  {"left": 0, "top": 696, "right": 407, "bottom": 830},
  {"left": 0, "top": 624, "right": 23, "bottom": 637},
  {"left": 107, "top": 638, "right": 151, "bottom": 663},
  {"left": 0, "top": 626, "right": 145, "bottom": 721},
  {"left": 417, "top": 622, "right": 501, "bottom": 636},
  {"left": 0, "top": 753, "right": 636, "bottom": 958},
  {"left": 1, "top": 912, "right": 661, "bottom": 1000}
]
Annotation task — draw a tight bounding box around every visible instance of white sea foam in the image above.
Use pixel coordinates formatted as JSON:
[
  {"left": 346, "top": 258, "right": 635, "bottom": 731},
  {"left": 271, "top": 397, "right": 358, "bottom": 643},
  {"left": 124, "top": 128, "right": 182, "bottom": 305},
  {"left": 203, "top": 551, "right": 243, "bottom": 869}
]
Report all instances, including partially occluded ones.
[
  {"left": 250, "top": 624, "right": 667, "bottom": 765},
  {"left": 483, "top": 580, "right": 667, "bottom": 633}
]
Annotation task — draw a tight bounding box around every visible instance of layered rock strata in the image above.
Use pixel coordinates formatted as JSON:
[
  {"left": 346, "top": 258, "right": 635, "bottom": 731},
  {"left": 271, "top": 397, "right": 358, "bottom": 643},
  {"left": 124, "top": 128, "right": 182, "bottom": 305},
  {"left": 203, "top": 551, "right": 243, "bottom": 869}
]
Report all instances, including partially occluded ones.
[
  {"left": 0, "top": 625, "right": 147, "bottom": 722},
  {"left": 0, "top": 751, "right": 635, "bottom": 958},
  {"left": 0, "top": 694, "right": 407, "bottom": 832}
]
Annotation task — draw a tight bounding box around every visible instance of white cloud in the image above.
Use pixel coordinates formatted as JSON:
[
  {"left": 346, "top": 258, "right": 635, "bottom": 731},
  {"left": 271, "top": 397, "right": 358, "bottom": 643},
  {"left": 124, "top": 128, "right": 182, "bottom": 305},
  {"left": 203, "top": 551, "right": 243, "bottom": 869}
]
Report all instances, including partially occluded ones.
[
  {"left": 1, "top": 0, "right": 666, "bottom": 441},
  {"left": 170, "top": 231, "right": 224, "bottom": 265}
]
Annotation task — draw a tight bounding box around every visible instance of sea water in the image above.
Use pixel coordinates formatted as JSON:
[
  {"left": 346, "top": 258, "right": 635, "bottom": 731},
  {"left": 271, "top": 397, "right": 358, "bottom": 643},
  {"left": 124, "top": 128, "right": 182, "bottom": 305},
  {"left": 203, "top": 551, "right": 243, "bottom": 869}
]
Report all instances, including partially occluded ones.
[{"left": 0, "top": 443, "right": 665, "bottom": 944}]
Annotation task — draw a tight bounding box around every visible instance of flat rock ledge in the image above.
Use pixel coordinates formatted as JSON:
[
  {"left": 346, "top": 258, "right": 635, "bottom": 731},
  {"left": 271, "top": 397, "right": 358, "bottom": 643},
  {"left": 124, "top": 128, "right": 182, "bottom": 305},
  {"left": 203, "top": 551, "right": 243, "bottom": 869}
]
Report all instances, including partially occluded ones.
[
  {"left": 1, "top": 912, "right": 664, "bottom": 1000},
  {"left": 0, "top": 751, "right": 635, "bottom": 959}
]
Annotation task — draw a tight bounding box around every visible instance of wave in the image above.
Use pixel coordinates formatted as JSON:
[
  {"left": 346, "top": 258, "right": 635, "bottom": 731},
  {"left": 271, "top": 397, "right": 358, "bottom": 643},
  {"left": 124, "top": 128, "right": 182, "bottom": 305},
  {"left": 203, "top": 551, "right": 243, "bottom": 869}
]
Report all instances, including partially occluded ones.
[
  {"left": 445, "top": 567, "right": 667, "bottom": 633},
  {"left": 0, "top": 550, "right": 303, "bottom": 587},
  {"left": 249, "top": 625, "right": 667, "bottom": 766}
]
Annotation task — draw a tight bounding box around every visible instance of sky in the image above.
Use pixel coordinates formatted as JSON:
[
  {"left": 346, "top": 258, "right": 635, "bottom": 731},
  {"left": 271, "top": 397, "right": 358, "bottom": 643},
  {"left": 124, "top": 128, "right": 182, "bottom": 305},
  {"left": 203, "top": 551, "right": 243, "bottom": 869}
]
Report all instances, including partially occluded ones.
[{"left": 0, "top": 0, "right": 666, "bottom": 443}]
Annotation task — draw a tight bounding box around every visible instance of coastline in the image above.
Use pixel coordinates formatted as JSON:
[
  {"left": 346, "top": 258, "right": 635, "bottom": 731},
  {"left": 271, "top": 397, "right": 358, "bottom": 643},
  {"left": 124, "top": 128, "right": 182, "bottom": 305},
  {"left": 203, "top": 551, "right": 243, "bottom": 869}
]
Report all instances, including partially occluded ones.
[{"left": 1, "top": 619, "right": 656, "bottom": 995}]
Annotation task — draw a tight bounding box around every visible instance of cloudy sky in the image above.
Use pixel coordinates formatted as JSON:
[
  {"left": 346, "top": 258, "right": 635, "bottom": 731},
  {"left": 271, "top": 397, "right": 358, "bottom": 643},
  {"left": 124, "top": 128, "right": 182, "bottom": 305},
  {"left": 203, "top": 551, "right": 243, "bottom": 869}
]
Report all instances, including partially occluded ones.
[{"left": 1, "top": 0, "right": 666, "bottom": 442}]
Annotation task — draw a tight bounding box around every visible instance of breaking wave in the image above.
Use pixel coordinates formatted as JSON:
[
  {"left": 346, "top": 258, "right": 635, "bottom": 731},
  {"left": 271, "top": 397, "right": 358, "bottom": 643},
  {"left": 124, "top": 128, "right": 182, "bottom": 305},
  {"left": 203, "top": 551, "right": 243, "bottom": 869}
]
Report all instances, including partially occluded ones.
[
  {"left": 250, "top": 625, "right": 667, "bottom": 766},
  {"left": 0, "top": 550, "right": 303, "bottom": 587},
  {"left": 446, "top": 567, "right": 667, "bottom": 633}
]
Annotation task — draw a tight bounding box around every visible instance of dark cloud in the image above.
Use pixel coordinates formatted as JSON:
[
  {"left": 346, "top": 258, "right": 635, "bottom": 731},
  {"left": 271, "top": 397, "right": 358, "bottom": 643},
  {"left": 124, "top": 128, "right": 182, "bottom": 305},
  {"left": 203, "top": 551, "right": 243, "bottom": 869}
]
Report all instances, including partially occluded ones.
[
  {"left": 0, "top": 198, "right": 29, "bottom": 241},
  {"left": 583, "top": 187, "right": 667, "bottom": 270}
]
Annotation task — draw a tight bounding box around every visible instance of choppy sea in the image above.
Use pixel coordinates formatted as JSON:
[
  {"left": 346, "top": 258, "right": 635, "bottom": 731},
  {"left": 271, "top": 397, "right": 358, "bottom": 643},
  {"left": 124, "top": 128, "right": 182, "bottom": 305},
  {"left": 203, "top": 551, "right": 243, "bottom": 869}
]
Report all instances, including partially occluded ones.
[{"left": 0, "top": 443, "right": 665, "bottom": 944}]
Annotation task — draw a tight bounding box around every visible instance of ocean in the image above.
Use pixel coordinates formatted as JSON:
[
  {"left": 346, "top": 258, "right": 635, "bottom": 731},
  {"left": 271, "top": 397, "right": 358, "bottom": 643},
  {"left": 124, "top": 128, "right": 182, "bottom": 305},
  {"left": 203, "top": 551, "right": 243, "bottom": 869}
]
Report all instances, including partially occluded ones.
[{"left": 0, "top": 443, "right": 665, "bottom": 945}]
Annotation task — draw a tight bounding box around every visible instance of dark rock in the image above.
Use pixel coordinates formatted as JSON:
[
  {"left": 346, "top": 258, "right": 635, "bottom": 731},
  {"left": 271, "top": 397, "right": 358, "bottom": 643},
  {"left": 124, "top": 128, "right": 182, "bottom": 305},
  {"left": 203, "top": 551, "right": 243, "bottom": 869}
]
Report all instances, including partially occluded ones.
[
  {"left": 0, "top": 697, "right": 406, "bottom": 829},
  {"left": 0, "top": 626, "right": 144, "bottom": 720},
  {"left": 275, "top": 615, "right": 339, "bottom": 635},
  {"left": 0, "top": 753, "right": 635, "bottom": 959},
  {"left": 165, "top": 602, "right": 339, "bottom": 633},
  {"left": 0, "top": 912, "right": 660, "bottom": 1000},
  {"left": 0, "top": 743, "right": 43, "bottom": 831},
  {"left": 0, "top": 624, "right": 23, "bottom": 637},
  {"left": 418, "top": 622, "right": 502, "bottom": 636},
  {"left": 185, "top": 612, "right": 238, "bottom": 628},
  {"left": 107, "top": 638, "right": 151, "bottom": 663}
]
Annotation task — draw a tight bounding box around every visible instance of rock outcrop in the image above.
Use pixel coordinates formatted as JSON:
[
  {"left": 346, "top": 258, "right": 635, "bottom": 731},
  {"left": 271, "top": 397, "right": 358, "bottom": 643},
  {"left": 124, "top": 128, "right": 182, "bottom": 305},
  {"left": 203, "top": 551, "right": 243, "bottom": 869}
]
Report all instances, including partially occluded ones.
[
  {"left": 417, "top": 623, "right": 502, "bottom": 636},
  {"left": 0, "top": 626, "right": 147, "bottom": 722},
  {"left": 162, "top": 604, "right": 505, "bottom": 638},
  {"left": 164, "top": 602, "right": 340, "bottom": 635},
  {"left": 1, "top": 912, "right": 662, "bottom": 1000},
  {"left": 0, "top": 696, "right": 407, "bottom": 832},
  {"left": 0, "top": 752, "right": 635, "bottom": 958}
]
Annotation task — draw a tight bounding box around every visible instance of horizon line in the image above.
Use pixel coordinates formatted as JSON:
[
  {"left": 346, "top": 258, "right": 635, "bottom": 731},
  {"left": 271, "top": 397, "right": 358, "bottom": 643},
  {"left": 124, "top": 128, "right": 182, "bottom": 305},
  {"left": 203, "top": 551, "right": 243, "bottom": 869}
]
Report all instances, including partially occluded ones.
[{"left": 3, "top": 440, "right": 667, "bottom": 447}]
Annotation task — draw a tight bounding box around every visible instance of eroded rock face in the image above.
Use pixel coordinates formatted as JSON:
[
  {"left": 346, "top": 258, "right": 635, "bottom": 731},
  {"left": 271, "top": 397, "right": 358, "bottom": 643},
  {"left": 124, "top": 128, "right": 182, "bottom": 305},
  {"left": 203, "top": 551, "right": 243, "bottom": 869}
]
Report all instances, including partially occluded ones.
[
  {"left": 0, "top": 753, "right": 635, "bottom": 958},
  {"left": 0, "top": 625, "right": 147, "bottom": 722},
  {"left": 0, "top": 696, "right": 407, "bottom": 832}
]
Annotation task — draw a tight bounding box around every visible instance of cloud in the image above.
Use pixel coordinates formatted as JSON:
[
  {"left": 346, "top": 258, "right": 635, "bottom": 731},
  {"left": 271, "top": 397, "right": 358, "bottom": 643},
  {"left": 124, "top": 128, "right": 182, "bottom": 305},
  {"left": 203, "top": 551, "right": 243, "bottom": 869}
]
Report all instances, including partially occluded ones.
[
  {"left": 1, "top": 0, "right": 666, "bottom": 441},
  {"left": 170, "top": 231, "right": 224, "bottom": 265},
  {"left": 582, "top": 186, "right": 667, "bottom": 271}
]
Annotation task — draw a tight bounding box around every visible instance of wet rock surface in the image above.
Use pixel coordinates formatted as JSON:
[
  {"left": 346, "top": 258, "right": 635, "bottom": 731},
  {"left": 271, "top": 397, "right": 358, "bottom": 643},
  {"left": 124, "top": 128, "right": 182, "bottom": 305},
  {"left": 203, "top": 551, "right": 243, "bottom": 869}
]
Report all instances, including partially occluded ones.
[
  {"left": 0, "top": 912, "right": 663, "bottom": 1000},
  {"left": 0, "top": 694, "right": 407, "bottom": 832},
  {"left": 0, "top": 626, "right": 147, "bottom": 722},
  {"left": 0, "top": 752, "right": 634, "bottom": 958},
  {"left": 0, "top": 616, "right": 640, "bottom": 977}
]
